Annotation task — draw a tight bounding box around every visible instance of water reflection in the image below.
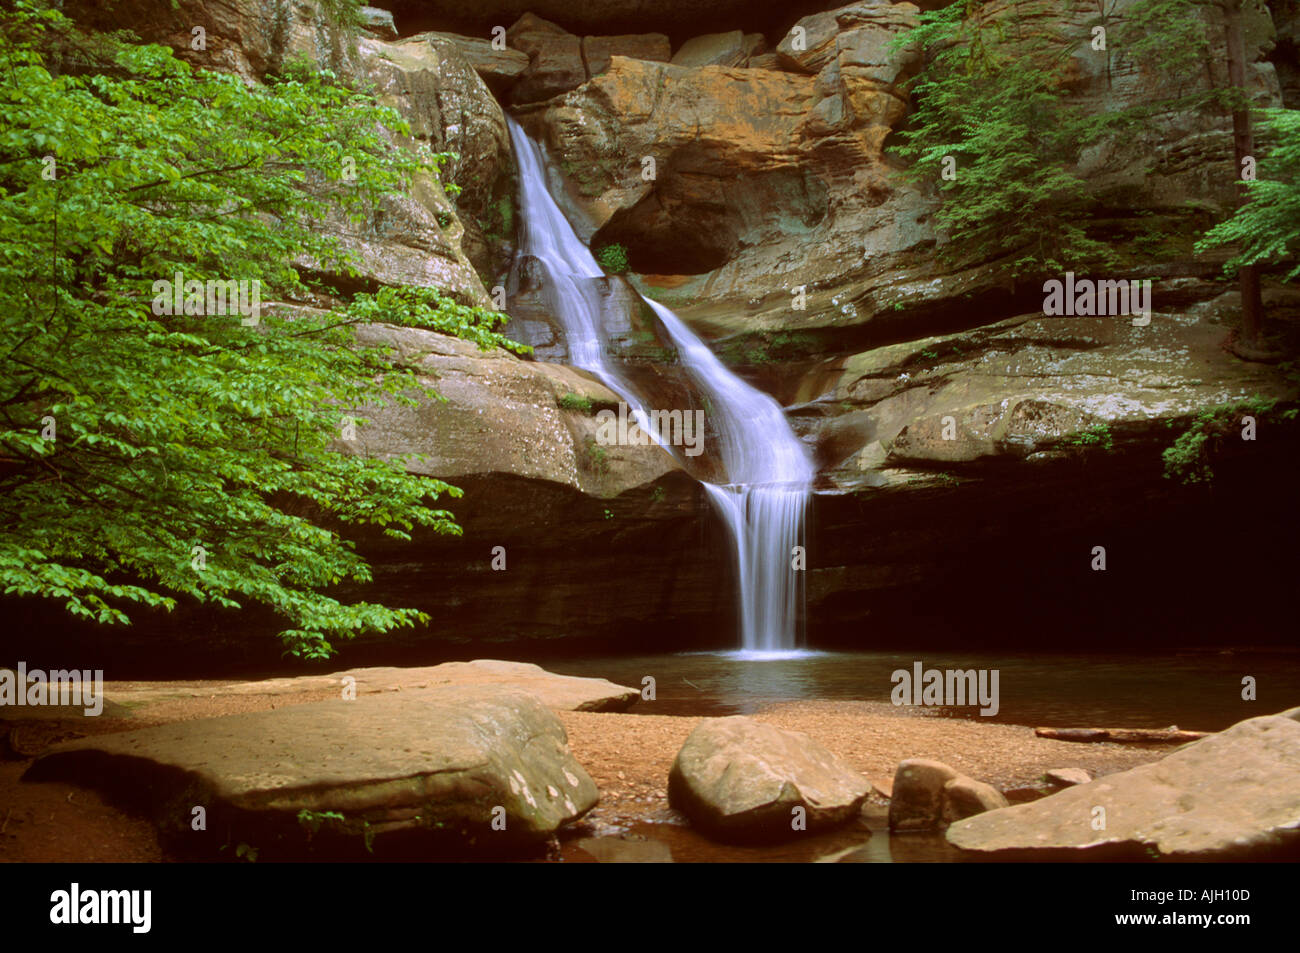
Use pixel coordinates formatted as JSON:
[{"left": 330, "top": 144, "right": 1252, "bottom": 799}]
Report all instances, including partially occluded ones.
[{"left": 553, "top": 650, "right": 1300, "bottom": 729}]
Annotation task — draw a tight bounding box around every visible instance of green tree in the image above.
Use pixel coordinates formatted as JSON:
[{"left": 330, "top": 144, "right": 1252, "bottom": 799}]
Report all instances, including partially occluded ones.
[
  {"left": 1197, "top": 107, "right": 1300, "bottom": 279},
  {"left": 891, "top": 0, "right": 1116, "bottom": 279},
  {"left": 0, "top": 2, "right": 525, "bottom": 659},
  {"left": 1120, "top": 0, "right": 1275, "bottom": 356}
]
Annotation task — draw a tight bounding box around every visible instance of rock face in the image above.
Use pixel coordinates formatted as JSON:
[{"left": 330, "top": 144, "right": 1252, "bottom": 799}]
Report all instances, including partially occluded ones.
[
  {"left": 582, "top": 33, "right": 671, "bottom": 76},
  {"left": 383, "top": 0, "right": 828, "bottom": 38},
  {"left": 424, "top": 32, "right": 531, "bottom": 87},
  {"left": 31, "top": 0, "right": 1299, "bottom": 666},
  {"left": 357, "top": 5, "right": 398, "bottom": 40},
  {"left": 28, "top": 686, "right": 600, "bottom": 858},
  {"left": 670, "top": 30, "right": 749, "bottom": 68},
  {"left": 888, "top": 759, "right": 1008, "bottom": 830},
  {"left": 531, "top": 1, "right": 923, "bottom": 320},
  {"left": 668, "top": 716, "right": 870, "bottom": 841},
  {"left": 531, "top": 0, "right": 1281, "bottom": 347},
  {"left": 946, "top": 709, "right": 1300, "bottom": 860},
  {"left": 508, "top": 13, "right": 588, "bottom": 104},
  {"left": 806, "top": 299, "right": 1299, "bottom": 487},
  {"left": 67, "top": 0, "right": 364, "bottom": 81},
  {"left": 347, "top": 324, "right": 678, "bottom": 496},
  {"left": 355, "top": 32, "right": 515, "bottom": 284}
]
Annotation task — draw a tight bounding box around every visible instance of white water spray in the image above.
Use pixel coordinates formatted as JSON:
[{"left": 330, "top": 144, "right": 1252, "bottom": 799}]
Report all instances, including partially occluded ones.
[{"left": 507, "top": 119, "right": 814, "bottom": 655}]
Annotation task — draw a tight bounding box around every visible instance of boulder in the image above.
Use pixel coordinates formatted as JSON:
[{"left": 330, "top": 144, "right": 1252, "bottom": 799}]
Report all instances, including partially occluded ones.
[
  {"left": 357, "top": 5, "right": 398, "bottom": 40},
  {"left": 946, "top": 709, "right": 1300, "bottom": 860},
  {"left": 1046, "top": 767, "right": 1093, "bottom": 787},
  {"left": 337, "top": 660, "right": 641, "bottom": 711},
  {"left": 582, "top": 33, "right": 671, "bottom": 76},
  {"left": 888, "top": 758, "right": 957, "bottom": 831},
  {"left": 508, "top": 13, "right": 588, "bottom": 104},
  {"left": 668, "top": 716, "right": 870, "bottom": 841},
  {"left": 889, "top": 758, "right": 1007, "bottom": 830},
  {"left": 103, "top": 660, "right": 641, "bottom": 713},
  {"left": 776, "top": 7, "right": 841, "bottom": 73},
  {"left": 746, "top": 52, "right": 786, "bottom": 71},
  {"left": 27, "top": 686, "right": 599, "bottom": 858},
  {"left": 423, "top": 32, "right": 531, "bottom": 86},
  {"left": 742, "top": 32, "right": 769, "bottom": 62},
  {"left": 670, "top": 30, "right": 749, "bottom": 68},
  {"left": 943, "top": 776, "right": 1010, "bottom": 822}
]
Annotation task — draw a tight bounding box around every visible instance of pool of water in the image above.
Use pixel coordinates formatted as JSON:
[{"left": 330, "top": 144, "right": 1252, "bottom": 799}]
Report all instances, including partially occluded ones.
[
  {"left": 546, "top": 648, "right": 1300, "bottom": 862},
  {"left": 561, "top": 817, "right": 963, "bottom": 864},
  {"left": 551, "top": 648, "right": 1300, "bottom": 730}
]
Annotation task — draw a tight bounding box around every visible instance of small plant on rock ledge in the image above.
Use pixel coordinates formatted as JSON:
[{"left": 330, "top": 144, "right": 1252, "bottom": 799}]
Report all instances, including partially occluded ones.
[
  {"left": 595, "top": 243, "right": 630, "bottom": 274},
  {"left": 1162, "top": 397, "right": 1282, "bottom": 485},
  {"left": 585, "top": 439, "right": 611, "bottom": 476},
  {"left": 1066, "top": 423, "right": 1114, "bottom": 453},
  {"left": 558, "top": 392, "right": 594, "bottom": 413}
]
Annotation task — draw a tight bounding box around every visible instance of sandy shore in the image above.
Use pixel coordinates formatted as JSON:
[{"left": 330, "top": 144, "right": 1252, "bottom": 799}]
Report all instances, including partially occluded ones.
[{"left": 560, "top": 700, "right": 1163, "bottom": 824}]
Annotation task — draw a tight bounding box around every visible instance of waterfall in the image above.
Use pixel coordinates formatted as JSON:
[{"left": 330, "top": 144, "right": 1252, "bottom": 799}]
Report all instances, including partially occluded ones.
[{"left": 507, "top": 119, "right": 814, "bottom": 656}]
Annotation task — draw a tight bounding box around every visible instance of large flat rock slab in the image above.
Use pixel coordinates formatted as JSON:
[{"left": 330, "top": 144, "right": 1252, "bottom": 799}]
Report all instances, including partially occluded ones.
[
  {"left": 27, "top": 685, "right": 599, "bottom": 858},
  {"left": 105, "top": 659, "right": 640, "bottom": 713},
  {"left": 946, "top": 708, "right": 1300, "bottom": 860}
]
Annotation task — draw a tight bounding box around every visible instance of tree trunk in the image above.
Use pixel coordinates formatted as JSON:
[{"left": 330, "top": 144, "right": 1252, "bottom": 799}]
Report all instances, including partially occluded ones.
[{"left": 1224, "top": 0, "right": 1265, "bottom": 353}]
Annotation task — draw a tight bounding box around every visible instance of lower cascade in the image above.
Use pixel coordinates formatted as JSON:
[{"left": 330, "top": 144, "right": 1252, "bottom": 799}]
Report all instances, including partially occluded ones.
[{"left": 506, "top": 118, "right": 814, "bottom": 656}]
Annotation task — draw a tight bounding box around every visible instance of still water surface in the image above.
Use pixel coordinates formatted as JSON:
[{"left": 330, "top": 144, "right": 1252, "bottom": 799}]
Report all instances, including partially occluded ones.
[{"left": 553, "top": 649, "right": 1300, "bottom": 730}]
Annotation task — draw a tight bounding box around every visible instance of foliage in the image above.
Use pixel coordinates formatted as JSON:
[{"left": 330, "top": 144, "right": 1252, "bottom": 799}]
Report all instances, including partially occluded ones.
[
  {"left": 0, "top": 2, "right": 523, "bottom": 659},
  {"left": 558, "top": 392, "right": 593, "bottom": 413},
  {"left": 595, "top": 242, "right": 629, "bottom": 273},
  {"left": 296, "top": 809, "right": 347, "bottom": 836},
  {"left": 318, "top": 0, "right": 365, "bottom": 35},
  {"left": 1162, "top": 397, "right": 1276, "bottom": 484},
  {"left": 585, "top": 440, "right": 610, "bottom": 475},
  {"left": 1196, "top": 109, "right": 1300, "bottom": 279},
  {"left": 717, "top": 330, "right": 818, "bottom": 366},
  {"left": 1118, "top": 0, "right": 1248, "bottom": 115},
  {"left": 890, "top": 0, "right": 1118, "bottom": 277},
  {"left": 1066, "top": 423, "right": 1114, "bottom": 452},
  {"left": 1121, "top": 2, "right": 1297, "bottom": 283}
]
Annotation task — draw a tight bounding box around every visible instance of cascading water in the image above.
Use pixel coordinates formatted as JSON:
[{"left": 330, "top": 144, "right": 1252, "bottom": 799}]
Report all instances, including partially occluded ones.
[{"left": 507, "top": 119, "right": 814, "bottom": 656}]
